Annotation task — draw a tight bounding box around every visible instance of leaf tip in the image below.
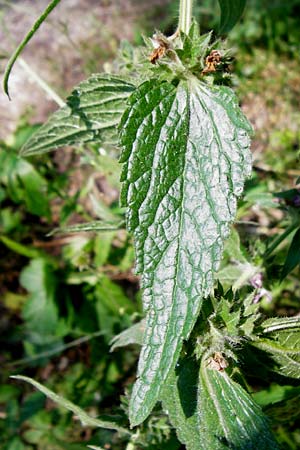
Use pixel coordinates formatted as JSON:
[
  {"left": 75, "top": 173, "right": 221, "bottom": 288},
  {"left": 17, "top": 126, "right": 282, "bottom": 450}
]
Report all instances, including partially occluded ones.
[
  {"left": 10, "top": 375, "right": 22, "bottom": 381},
  {"left": 3, "top": 79, "right": 12, "bottom": 101}
]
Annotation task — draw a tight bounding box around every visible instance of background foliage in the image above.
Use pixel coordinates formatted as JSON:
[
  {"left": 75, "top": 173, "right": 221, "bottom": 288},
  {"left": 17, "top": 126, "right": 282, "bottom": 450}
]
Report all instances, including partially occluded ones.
[{"left": 1, "top": 0, "right": 300, "bottom": 449}]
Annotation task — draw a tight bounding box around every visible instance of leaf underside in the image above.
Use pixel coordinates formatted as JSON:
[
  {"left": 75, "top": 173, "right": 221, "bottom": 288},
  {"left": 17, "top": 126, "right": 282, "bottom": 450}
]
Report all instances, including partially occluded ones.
[
  {"left": 162, "top": 357, "right": 278, "bottom": 450},
  {"left": 120, "top": 77, "right": 252, "bottom": 425},
  {"left": 21, "top": 74, "right": 135, "bottom": 156}
]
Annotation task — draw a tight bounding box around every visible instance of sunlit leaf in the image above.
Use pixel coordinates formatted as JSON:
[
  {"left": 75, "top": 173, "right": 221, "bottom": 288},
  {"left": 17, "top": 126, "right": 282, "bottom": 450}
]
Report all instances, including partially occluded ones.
[
  {"left": 162, "top": 355, "right": 278, "bottom": 449},
  {"left": 251, "top": 316, "right": 300, "bottom": 379},
  {"left": 110, "top": 320, "right": 145, "bottom": 352},
  {"left": 120, "top": 78, "right": 252, "bottom": 425},
  {"left": 21, "top": 75, "right": 135, "bottom": 156}
]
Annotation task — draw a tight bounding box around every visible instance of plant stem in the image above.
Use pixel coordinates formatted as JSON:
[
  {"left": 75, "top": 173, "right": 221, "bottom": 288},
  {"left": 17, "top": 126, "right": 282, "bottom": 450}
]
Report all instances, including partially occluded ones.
[{"left": 178, "top": 0, "right": 193, "bottom": 34}]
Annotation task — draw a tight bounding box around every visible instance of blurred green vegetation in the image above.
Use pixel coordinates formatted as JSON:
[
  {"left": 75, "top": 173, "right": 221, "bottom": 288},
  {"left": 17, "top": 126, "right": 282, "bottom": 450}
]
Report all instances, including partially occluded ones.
[{"left": 0, "top": 1, "right": 300, "bottom": 449}]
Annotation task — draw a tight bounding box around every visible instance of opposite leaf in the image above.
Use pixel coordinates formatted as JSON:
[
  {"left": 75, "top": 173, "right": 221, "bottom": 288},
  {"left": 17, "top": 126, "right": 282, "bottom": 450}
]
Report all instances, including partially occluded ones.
[
  {"left": 21, "top": 75, "right": 135, "bottom": 156},
  {"left": 162, "top": 356, "right": 278, "bottom": 450},
  {"left": 119, "top": 77, "right": 252, "bottom": 426},
  {"left": 251, "top": 316, "right": 300, "bottom": 379},
  {"left": 197, "top": 359, "right": 278, "bottom": 449}
]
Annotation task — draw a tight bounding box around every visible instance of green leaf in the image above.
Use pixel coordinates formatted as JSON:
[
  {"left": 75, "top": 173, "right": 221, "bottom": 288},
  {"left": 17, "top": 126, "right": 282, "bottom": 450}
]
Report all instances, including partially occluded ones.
[
  {"left": 95, "top": 276, "right": 136, "bottom": 340},
  {"left": 21, "top": 75, "right": 135, "bottom": 156},
  {"left": 281, "top": 227, "right": 300, "bottom": 280},
  {"left": 218, "top": 0, "right": 247, "bottom": 34},
  {"left": 253, "top": 383, "right": 300, "bottom": 407},
  {"left": 3, "top": 0, "right": 61, "bottom": 98},
  {"left": 162, "top": 356, "right": 278, "bottom": 449},
  {"left": 110, "top": 320, "right": 145, "bottom": 352},
  {"left": 20, "top": 258, "right": 59, "bottom": 338},
  {"left": 161, "top": 357, "right": 200, "bottom": 449},
  {"left": 197, "top": 360, "right": 278, "bottom": 449},
  {"left": 0, "top": 235, "right": 41, "bottom": 259},
  {"left": 252, "top": 339, "right": 300, "bottom": 379},
  {"left": 178, "top": 23, "right": 212, "bottom": 68},
  {"left": 261, "top": 316, "right": 300, "bottom": 334},
  {"left": 11, "top": 375, "right": 130, "bottom": 435},
  {"left": 0, "top": 150, "right": 50, "bottom": 218},
  {"left": 120, "top": 78, "right": 252, "bottom": 425},
  {"left": 49, "top": 220, "right": 124, "bottom": 236},
  {"left": 251, "top": 316, "right": 300, "bottom": 379}
]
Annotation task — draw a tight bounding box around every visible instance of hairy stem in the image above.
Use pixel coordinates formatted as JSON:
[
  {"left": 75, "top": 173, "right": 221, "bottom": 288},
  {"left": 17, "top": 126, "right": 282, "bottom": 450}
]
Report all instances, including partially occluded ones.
[{"left": 178, "top": 0, "right": 194, "bottom": 34}]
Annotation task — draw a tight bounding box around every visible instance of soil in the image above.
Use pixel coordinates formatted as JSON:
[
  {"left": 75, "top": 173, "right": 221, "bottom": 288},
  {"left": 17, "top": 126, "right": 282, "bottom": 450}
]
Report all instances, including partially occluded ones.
[{"left": 0, "top": 0, "right": 171, "bottom": 139}]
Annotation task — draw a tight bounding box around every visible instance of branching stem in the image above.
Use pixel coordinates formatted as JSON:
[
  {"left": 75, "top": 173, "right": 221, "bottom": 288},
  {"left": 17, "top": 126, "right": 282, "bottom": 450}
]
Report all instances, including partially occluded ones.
[{"left": 178, "top": 0, "right": 194, "bottom": 34}]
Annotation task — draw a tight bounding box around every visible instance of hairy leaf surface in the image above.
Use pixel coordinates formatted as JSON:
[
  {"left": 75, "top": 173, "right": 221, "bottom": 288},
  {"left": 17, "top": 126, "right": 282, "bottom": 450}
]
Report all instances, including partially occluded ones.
[
  {"left": 21, "top": 75, "right": 135, "bottom": 156},
  {"left": 251, "top": 316, "right": 300, "bottom": 379},
  {"left": 162, "top": 357, "right": 278, "bottom": 449},
  {"left": 120, "top": 77, "right": 252, "bottom": 425}
]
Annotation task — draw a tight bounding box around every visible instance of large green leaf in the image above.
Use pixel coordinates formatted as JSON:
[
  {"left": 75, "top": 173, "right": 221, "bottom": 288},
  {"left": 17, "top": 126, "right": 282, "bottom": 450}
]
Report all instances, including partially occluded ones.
[
  {"left": 162, "top": 356, "right": 278, "bottom": 449},
  {"left": 218, "top": 0, "right": 247, "bottom": 34},
  {"left": 120, "top": 77, "right": 252, "bottom": 425},
  {"left": 21, "top": 75, "right": 135, "bottom": 156}
]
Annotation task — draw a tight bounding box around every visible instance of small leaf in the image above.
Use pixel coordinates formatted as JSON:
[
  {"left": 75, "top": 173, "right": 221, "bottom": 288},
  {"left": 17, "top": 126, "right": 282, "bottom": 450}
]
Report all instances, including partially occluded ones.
[
  {"left": 281, "top": 227, "right": 300, "bottom": 280},
  {"left": 49, "top": 220, "right": 124, "bottom": 236},
  {"left": 0, "top": 150, "right": 50, "bottom": 218},
  {"left": 162, "top": 356, "right": 278, "bottom": 450},
  {"left": 3, "top": 0, "right": 61, "bottom": 98},
  {"left": 252, "top": 339, "right": 300, "bottom": 379},
  {"left": 21, "top": 75, "right": 135, "bottom": 156},
  {"left": 253, "top": 383, "right": 300, "bottom": 407},
  {"left": 261, "top": 316, "right": 300, "bottom": 334},
  {"left": 20, "top": 258, "right": 59, "bottom": 339},
  {"left": 250, "top": 317, "right": 300, "bottom": 379},
  {"left": 0, "top": 235, "right": 41, "bottom": 259},
  {"left": 218, "top": 0, "right": 247, "bottom": 34},
  {"left": 120, "top": 78, "right": 252, "bottom": 425},
  {"left": 110, "top": 320, "right": 145, "bottom": 352},
  {"left": 11, "top": 375, "right": 130, "bottom": 434}
]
